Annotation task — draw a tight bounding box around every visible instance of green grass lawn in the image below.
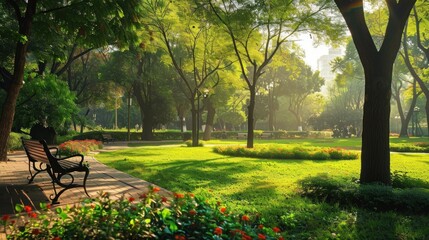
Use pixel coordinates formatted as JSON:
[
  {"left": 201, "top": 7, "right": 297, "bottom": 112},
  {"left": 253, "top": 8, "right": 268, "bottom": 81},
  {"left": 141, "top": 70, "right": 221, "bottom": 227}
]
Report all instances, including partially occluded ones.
[{"left": 95, "top": 138, "right": 429, "bottom": 239}]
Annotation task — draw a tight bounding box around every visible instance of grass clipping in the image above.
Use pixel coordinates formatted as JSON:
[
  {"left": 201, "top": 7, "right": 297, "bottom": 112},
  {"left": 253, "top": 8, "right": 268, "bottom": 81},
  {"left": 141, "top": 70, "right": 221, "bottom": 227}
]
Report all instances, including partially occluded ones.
[{"left": 213, "top": 145, "right": 359, "bottom": 160}]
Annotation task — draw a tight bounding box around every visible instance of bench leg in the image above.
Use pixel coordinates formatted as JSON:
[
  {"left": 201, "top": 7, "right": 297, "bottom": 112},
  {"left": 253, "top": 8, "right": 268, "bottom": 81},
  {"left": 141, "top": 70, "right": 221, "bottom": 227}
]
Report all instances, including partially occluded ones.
[
  {"left": 49, "top": 168, "right": 91, "bottom": 204},
  {"left": 27, "top": 161, "right": 47, "bottom": 184}
]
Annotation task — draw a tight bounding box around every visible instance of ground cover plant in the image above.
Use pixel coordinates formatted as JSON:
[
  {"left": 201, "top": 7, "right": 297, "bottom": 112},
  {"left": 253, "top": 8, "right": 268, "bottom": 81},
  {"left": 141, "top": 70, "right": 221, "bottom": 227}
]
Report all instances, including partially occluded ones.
[
  {"left": 94, "top": 138, "right": 429, "bottom": 239},
  {"left": 3, "top": 188, "right": 284, "bottom": 239},
  {"left": 213, "top": 145, "right": 359, "bottom": 160}
]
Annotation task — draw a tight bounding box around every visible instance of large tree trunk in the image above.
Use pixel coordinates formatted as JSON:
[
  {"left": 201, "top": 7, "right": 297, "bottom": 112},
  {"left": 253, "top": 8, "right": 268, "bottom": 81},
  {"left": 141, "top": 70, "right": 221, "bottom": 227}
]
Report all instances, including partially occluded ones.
[
  {"left": 134, "top": 84, "right": 154, "bottom": 141},
  {"left": 360, "top": 63, "right": 392, "bottom": 184},
  {"left": 335, "top": 0, "right": 415, "bottom": 185},
  {"left": 203, "top": 99, "right": 216, "bottom": 141},
  {"left": 142, "top": 112, "right": 154, "bottom": 140},
  {"left": 0, "top": 1, "right": 37, "bottom": 161}
]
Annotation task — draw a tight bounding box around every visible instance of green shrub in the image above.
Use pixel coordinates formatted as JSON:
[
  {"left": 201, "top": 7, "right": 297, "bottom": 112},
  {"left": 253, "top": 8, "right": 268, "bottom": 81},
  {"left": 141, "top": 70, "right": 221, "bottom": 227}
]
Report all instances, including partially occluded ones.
[
  {"left": 213, "top": 145, "right": 359, "bottom": 160},
  {"left": 184, "top": 140, "right": 205, "bottom": 147},
  {"left": 390, "top": 143, "right": 429, "bottom": 153},
  {"left": 7, "top": 132, "right": 29, "bottom": 151},
  {"left": 3, "top": 190, "right": 284, "bottom": 239},
  {"left": 299, "top": 174, "right": 429, "bottom": 214}
]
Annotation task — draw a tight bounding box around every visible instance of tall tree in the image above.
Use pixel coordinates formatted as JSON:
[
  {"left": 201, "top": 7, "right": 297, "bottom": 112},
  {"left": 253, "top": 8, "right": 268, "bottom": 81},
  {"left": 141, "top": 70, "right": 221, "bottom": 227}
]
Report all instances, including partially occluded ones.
[
  {"left": 209, "top": 0, "right": 343, "bottom": 148},
  {"left": 0, "top": 0, "right": 143, "bottom": 161},
  {"left": 144, "top": 0, "right": 233, "bottom": 146},
  {"left": 334, "top": 0, "right": 416, "bottom": 184},
  {"left": 0, "top": 0, "right": 37, "bottom": 161},
  {"left": 401, "top": 5, "right": 429, "bottom": 136}
]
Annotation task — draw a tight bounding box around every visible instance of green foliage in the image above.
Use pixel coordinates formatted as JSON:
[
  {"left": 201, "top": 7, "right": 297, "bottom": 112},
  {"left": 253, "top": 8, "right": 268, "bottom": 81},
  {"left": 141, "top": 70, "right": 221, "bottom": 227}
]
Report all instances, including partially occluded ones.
[
  {"left": 6, "top": 132, "right": 29, "bottom": 152},
  {"left": 184, "top": 140, "right": 204, "bottom": 147},
  {"left": 390, "top": 142, "right": 429, "bottom": 152},
  {"left": 213, "top": 145, "right": 359, "bottom": 160},
  {"left": 299, "top": 174, "right": 429, "bottom": 214},
  {"left": 4, "top": 190, "right": 284, "bottom": 239},
  {"left": 14, "top": 74, "right": 78, "bottom": 130}
]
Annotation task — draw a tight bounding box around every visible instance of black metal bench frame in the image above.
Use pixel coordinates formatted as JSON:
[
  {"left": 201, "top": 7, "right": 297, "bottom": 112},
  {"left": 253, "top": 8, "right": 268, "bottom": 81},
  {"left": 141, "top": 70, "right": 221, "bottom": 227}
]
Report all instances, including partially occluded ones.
[{"left": 22, "top": 138, "right": 90, "bottom": 204}]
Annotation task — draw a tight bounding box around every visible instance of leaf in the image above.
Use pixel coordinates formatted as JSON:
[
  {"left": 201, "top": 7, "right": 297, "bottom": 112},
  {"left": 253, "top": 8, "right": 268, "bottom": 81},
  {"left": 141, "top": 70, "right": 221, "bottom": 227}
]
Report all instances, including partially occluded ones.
[
  {"left": 169, "top": 221, "right": 178, "bottom": 232},
  {"left": 15, "top": 204, "right": 23, "bottom": 212},
  {"left": 161, "top": 208, "right": 171, "bottom": 220},
  {"left": 19, "top": 35, "right": 28, "bottom": 44}
]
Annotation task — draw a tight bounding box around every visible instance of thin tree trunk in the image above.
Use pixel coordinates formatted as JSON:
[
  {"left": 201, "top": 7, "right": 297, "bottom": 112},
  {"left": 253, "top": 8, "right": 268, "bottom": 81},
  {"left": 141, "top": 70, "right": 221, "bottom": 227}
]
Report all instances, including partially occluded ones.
[
  {"left": 247, "top": 88, "right": 255, "bottom": 148},
  {"left": 203, "top": 99, "right": 216, "bottom": 141},
  {"left": 191, "top": 102, "right": 198, "bottom": 146}
]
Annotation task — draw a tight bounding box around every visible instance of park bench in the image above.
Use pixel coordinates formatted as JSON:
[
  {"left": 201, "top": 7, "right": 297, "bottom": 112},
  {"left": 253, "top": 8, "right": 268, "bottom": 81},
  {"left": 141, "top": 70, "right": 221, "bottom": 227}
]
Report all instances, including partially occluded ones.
[
  {"left": 237, "top": 133, "right": 247, "bottom": 139},
  {"left": 101, "top": 133, "right": 115, "bottom": 143},
  {"left": 21, "top": 138, "right": 90, "bottom": 204},
  {"left": 260, "top": 132, "right": 273, "bottom": 139}
]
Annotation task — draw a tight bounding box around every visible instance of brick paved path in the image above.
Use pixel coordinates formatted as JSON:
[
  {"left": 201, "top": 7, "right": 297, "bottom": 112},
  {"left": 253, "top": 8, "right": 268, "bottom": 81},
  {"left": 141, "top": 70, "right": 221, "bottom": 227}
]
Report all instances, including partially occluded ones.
[{"left": 0, "top": 142, "right": 170, "bottom": 238}]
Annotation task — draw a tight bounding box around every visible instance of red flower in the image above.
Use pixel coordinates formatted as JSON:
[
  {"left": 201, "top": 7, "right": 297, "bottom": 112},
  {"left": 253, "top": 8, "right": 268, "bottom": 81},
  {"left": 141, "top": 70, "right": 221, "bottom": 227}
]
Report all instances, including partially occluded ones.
[
  {"left": 2, "top": 215, "right": 10, "bottom": 221},
  {"left": 241, "top": 215, "right": 250, "bottom": 221},
  {"left": 258, "top": 233, "right": 266, "bottom": 240},
  {"left": 128, "top": 197, "right": 135, "bottom": 202},
  {"left": 174, "top": 235, "right": 186, "bottom": 240},
  {"left": 32, "top": 228, "right": 41, "bottom": 235},
  {"left": 152, "top": 187, "right": 160, "bottom": 193},
  {"left": 214, "top": 227, "right": 223, "bottom": 235},
  {"left": 140, "top": 193, "right": 147, "bottom": 199},
  {"left": 272, "top": 227, "right": 281, "bottom": 233},
  {"left": 174, "top": 193, "right": 184, "bottom": 199},
  {"left": 220, "top": 207, "right": 226, "bottom": 213},
  {"left": 188, "top": 193, "right": 195, "bottom": 198},
  {"left": 52, "top": 237, "right": 61, "bottom": 240},
  {"left": 278, "top": 237, "right": 284, "bottom": 240},
  {"left": 161, "top": 196, "right": 168, "bottom": 203},
  {"left": 29, "top": 212, "right": 38, "bottom": 218},
  {"left": 189, "top": 209, "right": 197, "bottom": 216},
  {"left": 24, "top": 205, "right": 32, "bottom": 213},
  {"left": 258, "top": 224, "right": 264, "bottom": 229}
]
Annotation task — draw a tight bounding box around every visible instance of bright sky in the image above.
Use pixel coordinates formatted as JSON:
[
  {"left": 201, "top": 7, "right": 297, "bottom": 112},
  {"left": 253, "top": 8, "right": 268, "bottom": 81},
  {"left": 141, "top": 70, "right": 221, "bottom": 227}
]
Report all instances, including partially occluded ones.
[{"left": 298, "top": 34, "right": 329, "bottom": 71}]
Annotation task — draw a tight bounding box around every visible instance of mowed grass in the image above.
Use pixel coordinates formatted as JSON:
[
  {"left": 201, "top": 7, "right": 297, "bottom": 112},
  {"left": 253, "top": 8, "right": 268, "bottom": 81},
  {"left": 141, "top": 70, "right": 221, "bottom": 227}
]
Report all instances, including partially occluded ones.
[{"left": 95, "top": 138, "right": 429, "bottom": 239}]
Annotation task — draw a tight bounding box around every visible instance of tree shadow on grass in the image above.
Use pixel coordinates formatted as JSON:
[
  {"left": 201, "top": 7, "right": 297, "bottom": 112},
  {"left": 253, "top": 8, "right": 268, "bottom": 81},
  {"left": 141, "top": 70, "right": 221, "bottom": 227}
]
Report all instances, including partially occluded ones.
[{"left": 142, "top": 158, "right": 265, "bottom": 192}]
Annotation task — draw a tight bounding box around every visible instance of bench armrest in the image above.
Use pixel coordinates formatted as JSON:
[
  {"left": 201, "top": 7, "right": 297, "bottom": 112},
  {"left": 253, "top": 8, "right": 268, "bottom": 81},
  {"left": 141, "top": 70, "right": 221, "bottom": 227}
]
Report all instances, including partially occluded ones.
[
  {"left": 56, "top": 154, "right": 85, "bottom": 166},
  {"left": 49, "top": 147, "right": 59, "bottom": 157}
]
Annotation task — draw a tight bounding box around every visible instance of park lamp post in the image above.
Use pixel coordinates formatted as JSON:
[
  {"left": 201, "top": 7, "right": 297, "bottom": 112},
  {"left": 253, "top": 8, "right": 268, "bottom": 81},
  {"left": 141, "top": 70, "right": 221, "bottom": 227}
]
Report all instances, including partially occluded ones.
[{"left": 196, "top": 88, "right": 209, "bottom": 145}]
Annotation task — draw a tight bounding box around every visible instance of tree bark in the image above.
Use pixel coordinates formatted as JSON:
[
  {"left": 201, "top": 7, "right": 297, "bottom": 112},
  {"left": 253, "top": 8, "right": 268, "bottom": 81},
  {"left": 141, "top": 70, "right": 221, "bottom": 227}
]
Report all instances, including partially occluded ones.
[
  {"left": 247, "top": 87, "right": 255, "bottom": 148},
  {"left": 360, "top": 62, "right": 392, "bottom": 184},
  {"left": 134, "top": 84, "right": 154, "bottom": 140},
  {"left": 0, "top": 0, "right": 37, "bottom": 161},
  {"left": 191, "top": 102, "right": 198, "bottom": 146},
  {"left": 203, "top": 99, "right": 216, "bottom": 141}
]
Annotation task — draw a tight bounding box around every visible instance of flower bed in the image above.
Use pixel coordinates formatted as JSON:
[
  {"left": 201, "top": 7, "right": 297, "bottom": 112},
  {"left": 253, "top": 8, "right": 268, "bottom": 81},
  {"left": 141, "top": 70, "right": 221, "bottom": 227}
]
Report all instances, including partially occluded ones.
[
  {"left": 213, "top": 145, "right": 359, "bottom": 160},
  {"left": 58, "top": 139, "right": 103, "bottom": 155},
  {"left": 2, "top": 188, "right": 284, "bottom": 239}
]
